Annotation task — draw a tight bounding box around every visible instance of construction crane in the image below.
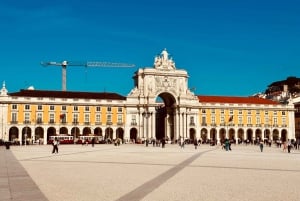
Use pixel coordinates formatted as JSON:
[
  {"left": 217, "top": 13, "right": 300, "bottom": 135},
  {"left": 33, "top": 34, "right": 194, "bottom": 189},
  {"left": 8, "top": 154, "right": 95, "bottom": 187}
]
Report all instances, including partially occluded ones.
[{"left": 41, "top": 60, "right": 135, "bottom": 91}]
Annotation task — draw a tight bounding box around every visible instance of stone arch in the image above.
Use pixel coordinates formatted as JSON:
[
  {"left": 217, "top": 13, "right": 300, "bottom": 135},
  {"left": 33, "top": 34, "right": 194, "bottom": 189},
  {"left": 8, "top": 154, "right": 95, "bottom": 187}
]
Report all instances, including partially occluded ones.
[
  {"left": 210, "top": 128, "right": 217, "bottom": 144},
  {"left": 273, "top": 129, "right": 280, "bottom": 141},
  {"left": 105, "top": 127, "right": 113, "bottom": 139},
  {"left": 71, "top": 127, "right": 80, "bottom": 138},
  {"left": 47, "top": 127, "right": 56, "bottom": 141},
  {"left": 200, "top": 128, "right": 208, "bottom": 143},
  {"left": 281, "top": 129, "right": 288, "bottom": 142},
  {"left": 116, "top": 127, "right": 124, "bottom": 139},
  {"left": 219, "top": 128, "right": 226, "bottom": 143},
  {"left": 83, "top": 127, "right": 91, "bottom": 135},
  {"left": 228, "top": 128, "right": 235, "bottom": 142},
  {"left": 35, "top": 127, "right": 44, "bottom": 141},
  {"left": 237, "top": 128, "right": 244, "bottom": 141},
  {"left": 155, "top": 92, "right": 176, "bottom": 140},
  {"left": 59, "top": 127, "right": 68, "bottom": 135},
  {"left": 130, "top": 127, "right": 138, "bottom": 142},
  {"left": 94, "top": 127, "right": 102, "bottom": 136},
  {"left": 246, "top": 128, "right": 253, "bottom": 143},
  {"left": 9, "top": 126, "right": 19, "bottom": 142},
  {"left": 189, "top": 128, "right": 196, "bottom": 140}
]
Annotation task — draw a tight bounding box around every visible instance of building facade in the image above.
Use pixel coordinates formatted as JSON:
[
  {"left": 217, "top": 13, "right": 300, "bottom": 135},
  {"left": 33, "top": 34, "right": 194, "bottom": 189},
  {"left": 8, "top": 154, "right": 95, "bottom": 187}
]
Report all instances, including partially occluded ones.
[{"left": 0, "top": 49, "right": 296, "bottom": 144}]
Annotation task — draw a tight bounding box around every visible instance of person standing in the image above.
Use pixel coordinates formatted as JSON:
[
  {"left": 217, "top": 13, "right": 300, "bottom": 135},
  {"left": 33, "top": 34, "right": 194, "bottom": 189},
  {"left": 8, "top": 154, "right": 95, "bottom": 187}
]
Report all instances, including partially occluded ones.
[
  {"left": 52, "top": 137, "right": 59, "bottom": 154},
  {"left": 259, "top": 140, "right": 264, "bottom": 152}
]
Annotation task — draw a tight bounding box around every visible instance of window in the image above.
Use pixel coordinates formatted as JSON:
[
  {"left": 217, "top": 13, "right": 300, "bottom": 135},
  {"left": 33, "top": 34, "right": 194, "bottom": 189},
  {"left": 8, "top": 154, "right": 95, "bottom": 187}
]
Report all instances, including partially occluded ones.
[
  {"left": 84, "top": 114, "right": 90, "bottom": 123},
  {"left": 74, "top": 106, "right": 78, "bottom": 111},
  {"left": 247, "top": 110, "right": 251, "bottom": 115},
  {"left": 37, "top": 113, "right": 42, "bottom": 123},
  {"left": 202, "top": 109, "right": 206, "bottom": 114},
  {"left": 220, "top": 109, "right": 224, "bottom": 114},
  {"left": 190, "top": 116, "right": 195, "bottom": 124},
  {"left": 62, "top": 105, "right": 66, "bottom": 111},
  {"left": 238, "top": 116, "right": 243, "bottom": 124},
  {"left": 273, "top": 111, "right": 277, "bottom": 116},
  {"left": 211, "top": 116, "right": 216, "bottom": 124},
  {"left": 282, "top": 111, "right": 286, "bottom": 115},
  {"left": 49, "top": 113, "right": 55, "bottom": 123},
  {"left": 50, "top": 105, "right": 55, "bottom": 111},
  {"left": 85, "top": 106, "right": 89, "bottom": 112},
  {"left": 220, "top": 116, "right": 225, "bottom": 124},
  {"left": 118, "top": 107, "right": 123, "bottom": 112},
  {"left": 95, "top": 114, "right": 101, "bottom": 123},
  {"left": 118, "top": 114, "right": 123, "bottom": 123},
  {"left": 211, "top": 109, "right": 215, "bottom": 114},
  {"left": 256, "top": 110, "right": 260, "bottom": 115},
  {"left": 229, "top": 109, "right": 233, "bottom": 115},
  {"left": 131, "top": 115, "right": 137, "bottom": 125},
  {"left": 202, "top": 116, "right": 206, "bottom": 124},
  {"left": 96, "top": 106, "right": 101, "bottom": 112},
  {"left": 247, "top": 116, "right": 252, "bottom": 124},
  {"left": 256, "top": 117, "right": 261, "bottom": 124},
  {"left": 107, "top": 107, "right": 112, "bottom": 112},
  {"left": 12, "top": 104, "right": 17, "bottom": 110},
  {"left": 25, "top": 104, "right": 30, "bottom": 110},
  {"left": 107, "top": 114, "right": 112, "bottom": 123},
  {"left": 73, "top": 114, "right": 79, "bottom": 124},
  {"left": 282, "top": 117, "right": 286, "bottom": 126},
  {"left": 238, "top": 110, "right": 243, "bottom": 115},
  {"left": 24, "top": 112, "right": 30, "bottom": 123},
  {"left": 38, "top": 105, "right": 43, "bottom": 110},
  {"left": 12, "top": 113, "right": 17, "bottom": 122},
  {"left": 265, "top": 111, "right": 268, "bottom": 115}
]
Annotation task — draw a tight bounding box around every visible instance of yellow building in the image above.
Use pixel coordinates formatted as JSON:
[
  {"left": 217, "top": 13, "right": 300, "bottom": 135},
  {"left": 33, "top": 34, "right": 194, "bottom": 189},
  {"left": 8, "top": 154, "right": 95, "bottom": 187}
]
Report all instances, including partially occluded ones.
[{"left": 0, "top": 49, "right": 296, "bottom": 145}]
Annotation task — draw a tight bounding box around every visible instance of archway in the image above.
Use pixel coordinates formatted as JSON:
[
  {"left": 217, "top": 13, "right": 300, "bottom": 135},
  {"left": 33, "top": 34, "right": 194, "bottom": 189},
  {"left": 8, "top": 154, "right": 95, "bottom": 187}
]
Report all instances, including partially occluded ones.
[
  {"left": 130, "top": 128, "right": 138, "bottom": 142},
  {"left": 200, "top": 128, "right": 208, "bottom": 143},
  {"left": 35, "top": 127, "right": 44, "bottom": 142},
  {"left": 246, "top": 129, "right": 253, "bottom": 143},
  {"left": 71, "top": 127, "right": 80, "bottom": 138},
  {"left": 22, "top": 126, "right": 31, "bottom": 145},
  {"left": 105, "top": 127, "right": 113, "bottom": 139},
  {"left": 228, "top": 128, "right": 235, "bottom": 142},
  {"left": 9, "top": 127, "right": 19, "bottom": 143},
  {"left": 94, "top": 127, "right": 102, "bottom": 136},
  {"left": 116, "top": 127, "right": 124, "bottom": 139},
  {"left": 189, "top": 128, "right": 196, "bottom": 140},
  {"left": 83, "top": 127, "right": 92, "bottom": 135},
  {"left": 219, "top": 128, "right": 226, "bottom": 143},
  {"left": 47, "top": 127, "right": 56, "bottom": 141},
  {"left": 255, "top": 129, "right": 262, "bottom": 143},
  {"left": 60, "top": 127, "right": 68, "bottom": 135},
  {"left": 237, "top": 128, "right": 244, "bottom": 142},
  {"left": 273, "top": 129, "right": 279, "bottom": 141},
  {"left": 281, "top": 129, "right": 288, "bottom": 142},
  {"left": 210, "top": 128, "right": 217, "bottom": 144},
  {"left": 155, "top": 93, "right": 176, "bottom": 140}
]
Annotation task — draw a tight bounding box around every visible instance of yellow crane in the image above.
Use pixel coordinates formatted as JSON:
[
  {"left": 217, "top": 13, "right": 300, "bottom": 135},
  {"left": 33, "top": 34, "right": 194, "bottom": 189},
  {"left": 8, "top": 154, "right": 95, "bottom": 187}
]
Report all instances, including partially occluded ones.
[{"left": 41, "top": 60, "right": 135, "bottom": 91}]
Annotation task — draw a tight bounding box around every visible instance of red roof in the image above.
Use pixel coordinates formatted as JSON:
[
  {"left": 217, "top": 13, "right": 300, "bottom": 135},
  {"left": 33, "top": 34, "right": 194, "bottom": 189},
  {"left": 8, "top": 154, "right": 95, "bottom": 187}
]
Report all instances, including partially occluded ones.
[
  {"left": 197, "top": 95, "right": 279, "bottom": 105},
  {"left": 9, "top": 89, "right": 126, "bottom": 100}
]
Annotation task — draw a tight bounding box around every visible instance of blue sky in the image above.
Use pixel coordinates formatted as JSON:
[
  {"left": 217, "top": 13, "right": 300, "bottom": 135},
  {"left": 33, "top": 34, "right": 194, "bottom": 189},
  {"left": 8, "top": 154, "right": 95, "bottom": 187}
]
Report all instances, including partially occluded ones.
[{"left": 1, "top": 0, "right": 300, "bottom": 96}]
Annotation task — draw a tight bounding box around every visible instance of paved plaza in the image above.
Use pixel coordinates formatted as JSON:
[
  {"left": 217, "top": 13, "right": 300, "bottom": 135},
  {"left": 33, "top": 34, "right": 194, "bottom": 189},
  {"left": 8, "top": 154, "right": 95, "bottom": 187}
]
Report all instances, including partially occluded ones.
[{"left": 1, "top": 143, "right": 300, "bottom": 201}]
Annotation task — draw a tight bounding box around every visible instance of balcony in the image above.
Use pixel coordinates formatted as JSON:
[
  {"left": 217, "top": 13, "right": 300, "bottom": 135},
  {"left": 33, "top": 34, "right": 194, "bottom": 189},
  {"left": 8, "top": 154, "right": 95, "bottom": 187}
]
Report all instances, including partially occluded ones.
[
  {"left": 131, "top": 122, "right": 137, "bottom": 126},
  {"left": 189, "top": 122, "right": 195, "bottom": 126},
  {"left": 201, "top": 123, "right": 207, "bottom": 126},
  {"left": 10, "top": 121, "right": 18, "bottom": 124},
  {"left": 36, "top": 120, "right": 43, "bottom": 124},
  {"left": 238, "top": 124, "right": 244, "bottom": 127},
  {"left": 23, "top": 120, "right": 31, "bottom": 124},
  {"left": 247, "top": 124, "right": 253, "bottom": 127},
  {"left": 49, "top": 120, "right": 55, "bottom": 124},
  {"left": 84, "top": 122, "right": 90, "bottom": 125},
  {"left": 220, "top": 123, "right": 226, "bottom": 126},
  {"left": 117, "top": 122, "right": 124, "bottom": 126},
  {"left": 106, "top": 121, "right": 112, "bottom": 125},
  {"left": 95, "top": 122, "right": 102, "bottom": 125}
]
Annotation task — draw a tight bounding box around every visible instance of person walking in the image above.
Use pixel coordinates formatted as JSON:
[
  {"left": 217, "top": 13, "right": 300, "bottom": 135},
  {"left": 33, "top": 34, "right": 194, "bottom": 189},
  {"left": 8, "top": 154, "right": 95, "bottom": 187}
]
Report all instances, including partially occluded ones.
[
  {"left": 259, "top": 140, "right": 264, "bottom": 152},
  {"left": 52, "top": 137, "right": 59, "bottom": 154},
  {"left": 194, "top": 138, "right": 198, "bottom": 149}
]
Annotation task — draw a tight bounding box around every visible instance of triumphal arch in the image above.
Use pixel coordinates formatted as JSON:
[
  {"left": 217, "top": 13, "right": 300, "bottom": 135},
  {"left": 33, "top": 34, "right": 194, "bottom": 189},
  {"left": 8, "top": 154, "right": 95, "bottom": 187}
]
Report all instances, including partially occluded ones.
[{"left": 126, "top": 49, "right": 199, "bottom": 142}]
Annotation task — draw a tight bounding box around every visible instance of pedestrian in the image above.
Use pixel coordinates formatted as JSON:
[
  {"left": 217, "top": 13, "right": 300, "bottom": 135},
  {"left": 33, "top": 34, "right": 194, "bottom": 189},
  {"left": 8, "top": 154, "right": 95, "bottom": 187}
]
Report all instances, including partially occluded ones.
[
  {"left": 194, "top": 138, "right": 198, "bottom": 149},
  {"left": 52, "top": 137, "right": 59, "bottom": 154},
  {"left": 287, "top": 139, "right": 292, "bottom": 153},
  {"left": 259, "top": 140, "right": 264, "bottom": 152},
  {"left": 161, "top": 138, "right": 166, "bottom": 148},
  {"left": 91, "top": 137, "right": 95, "bottom": 147},
  {"left": 180, "top": 137, "right": 184, "bottom": 148}
]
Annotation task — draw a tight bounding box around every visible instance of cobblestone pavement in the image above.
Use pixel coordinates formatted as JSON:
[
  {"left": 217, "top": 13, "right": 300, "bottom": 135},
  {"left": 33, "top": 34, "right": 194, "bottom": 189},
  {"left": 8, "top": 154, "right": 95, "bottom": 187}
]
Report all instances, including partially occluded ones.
[{"left": 1, "top": 143, "right": 300, "bottom": 201}]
